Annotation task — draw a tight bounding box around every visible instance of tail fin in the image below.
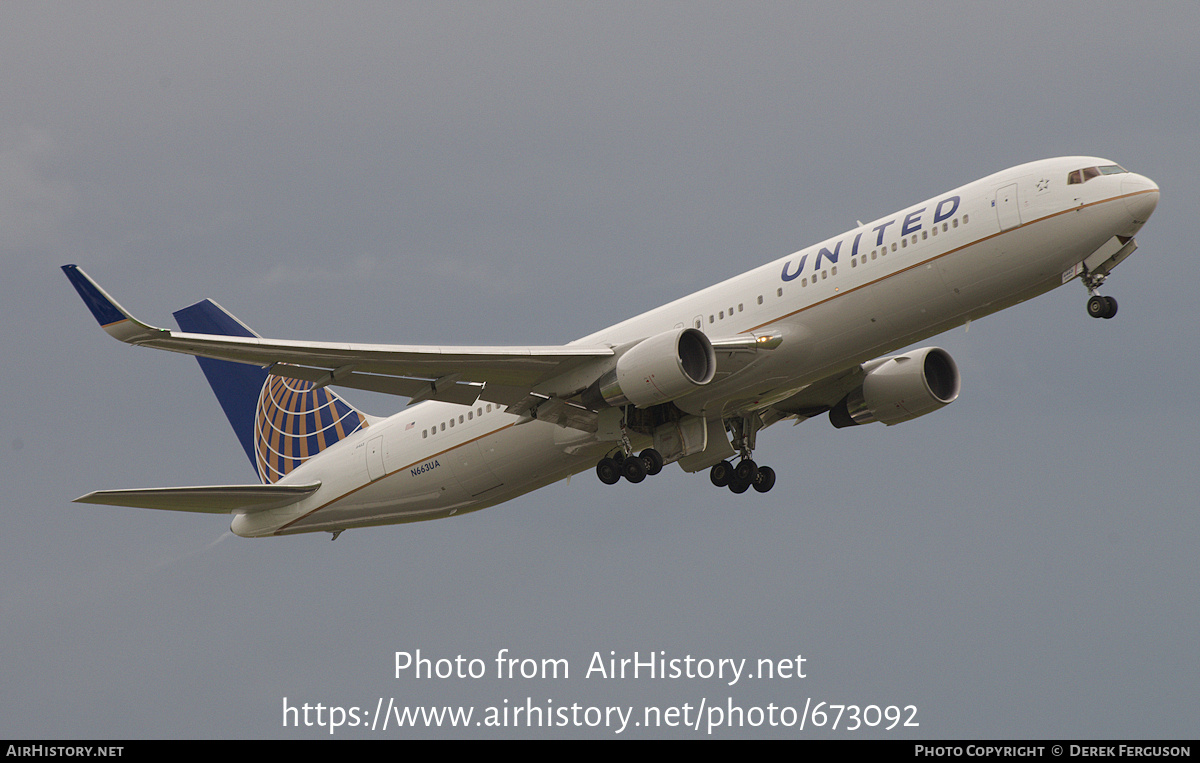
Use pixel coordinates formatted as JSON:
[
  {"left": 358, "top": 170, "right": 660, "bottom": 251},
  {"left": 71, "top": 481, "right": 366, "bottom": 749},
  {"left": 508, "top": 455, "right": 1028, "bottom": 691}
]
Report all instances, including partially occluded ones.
[{"left": 173, "top": 300, "right": 370, "bottom": 484}]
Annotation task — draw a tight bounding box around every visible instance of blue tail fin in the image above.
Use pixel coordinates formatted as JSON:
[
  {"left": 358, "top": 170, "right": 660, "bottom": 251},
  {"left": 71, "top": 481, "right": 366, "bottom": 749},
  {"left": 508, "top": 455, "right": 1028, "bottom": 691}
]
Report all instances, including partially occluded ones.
[{"left": 173, "top": 300, "right": 370, "bottom": 484}]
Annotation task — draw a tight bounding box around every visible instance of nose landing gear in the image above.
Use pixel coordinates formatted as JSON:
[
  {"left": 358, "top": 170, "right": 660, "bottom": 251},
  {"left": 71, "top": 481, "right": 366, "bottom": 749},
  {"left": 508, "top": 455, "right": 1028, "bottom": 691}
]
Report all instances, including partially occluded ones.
[
  {"left": 1087, "top": 294, "right": 1118, "bottom": 320},
  {"left": 1081, "top": 266, "right": 1118, "bottom": 319}
]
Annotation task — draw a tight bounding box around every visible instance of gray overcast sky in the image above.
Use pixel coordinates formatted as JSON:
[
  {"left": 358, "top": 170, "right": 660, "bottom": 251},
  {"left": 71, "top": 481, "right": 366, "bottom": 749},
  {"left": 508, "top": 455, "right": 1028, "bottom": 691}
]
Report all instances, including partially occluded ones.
[{"left": 2, "top": 2, "right": 1197, "bottom": 739}]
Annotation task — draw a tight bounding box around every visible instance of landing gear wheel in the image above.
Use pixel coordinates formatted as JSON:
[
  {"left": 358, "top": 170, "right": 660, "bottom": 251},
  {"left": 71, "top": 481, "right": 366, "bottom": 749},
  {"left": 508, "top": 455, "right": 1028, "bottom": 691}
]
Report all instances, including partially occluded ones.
[
  {"left": 640, "top": 448, "right": 664, "bottom": 476},
  {"left": 622, "top": 456, "right": 647, "bottom": 483},
  {"left": 752, "top": 465, "right": 776, "bottom": 493},
  {"left": 596, "top": 458, "right": 621, "bottom": 485},
  {"left": 1087, "top": 295, "right": 1117, "bottom": 319},
  {"left": 734, "top": 459, "right": 759, "bottom": 484},
  {"left": 728, "top": 478, "right": 751, "bottom": 494},
  {"left": 710, "top": 460, "right": 733, "bottom": 487}
]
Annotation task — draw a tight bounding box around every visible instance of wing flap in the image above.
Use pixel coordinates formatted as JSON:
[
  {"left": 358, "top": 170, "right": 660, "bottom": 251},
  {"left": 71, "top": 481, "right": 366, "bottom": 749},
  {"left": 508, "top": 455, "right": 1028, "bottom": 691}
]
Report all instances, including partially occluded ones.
[
  {"left": 141, "top": 332, "right": 611, "bottom": 387},
  {"left": 73, "top": 482, "right": 321, "bottom": 514},
  {"left": 268, "top": 363, "right": 487, "bottom": 406}
]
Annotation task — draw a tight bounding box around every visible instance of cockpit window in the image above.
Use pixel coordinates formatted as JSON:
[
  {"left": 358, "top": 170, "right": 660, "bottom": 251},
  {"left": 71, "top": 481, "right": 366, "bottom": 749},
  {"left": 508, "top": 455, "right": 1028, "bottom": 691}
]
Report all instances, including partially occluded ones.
[{"left": 1068, "top": 164, "right": 1128, "bottom": 184}]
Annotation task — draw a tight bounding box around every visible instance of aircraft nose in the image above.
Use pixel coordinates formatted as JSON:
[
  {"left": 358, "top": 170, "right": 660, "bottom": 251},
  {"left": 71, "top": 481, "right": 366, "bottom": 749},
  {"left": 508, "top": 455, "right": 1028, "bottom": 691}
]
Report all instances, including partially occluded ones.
[{"left": 1122, "top": 173, "right": 1159, "bottom": 224}]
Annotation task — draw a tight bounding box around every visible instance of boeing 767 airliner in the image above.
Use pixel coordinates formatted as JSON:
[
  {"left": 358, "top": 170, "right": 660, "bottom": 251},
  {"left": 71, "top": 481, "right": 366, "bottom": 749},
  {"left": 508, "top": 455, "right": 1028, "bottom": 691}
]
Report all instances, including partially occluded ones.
[{"left": 64, "top": 157, "right": 1159, "bottom": 538}]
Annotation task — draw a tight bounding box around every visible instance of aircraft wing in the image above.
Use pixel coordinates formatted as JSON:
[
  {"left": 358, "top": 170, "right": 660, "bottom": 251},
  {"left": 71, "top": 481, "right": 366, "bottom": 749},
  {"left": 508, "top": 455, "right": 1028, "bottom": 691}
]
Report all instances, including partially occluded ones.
[
  {"left": 62, "top": 265, "right": 616, "bottom": 409},
  {"left": 74, "top": 482, "right": 322, "bottom": 514},
  {"left": 64, "top": 265, "right": 785, "bottom": 431}
]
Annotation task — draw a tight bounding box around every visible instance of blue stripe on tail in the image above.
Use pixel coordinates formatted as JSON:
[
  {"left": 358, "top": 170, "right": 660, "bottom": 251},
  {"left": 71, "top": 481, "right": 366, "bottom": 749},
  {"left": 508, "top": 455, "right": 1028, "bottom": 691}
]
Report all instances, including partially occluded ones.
[{"left": 173, "top": 300, "right": 369, "bottom": 484}]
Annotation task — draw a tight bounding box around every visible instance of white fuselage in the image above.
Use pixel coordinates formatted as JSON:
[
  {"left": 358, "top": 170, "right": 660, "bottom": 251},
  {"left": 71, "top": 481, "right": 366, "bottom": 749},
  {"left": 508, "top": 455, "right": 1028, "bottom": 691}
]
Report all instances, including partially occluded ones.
[{"left": 231, "top": 157, "right": 1158, "bottom": 537}]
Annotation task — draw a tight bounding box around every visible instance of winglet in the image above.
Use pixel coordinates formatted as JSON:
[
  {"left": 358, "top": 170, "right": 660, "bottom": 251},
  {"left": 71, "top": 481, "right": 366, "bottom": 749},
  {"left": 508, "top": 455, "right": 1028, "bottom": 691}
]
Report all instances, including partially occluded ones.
[{"left": 61, "top": 265, "right": 168, "bottom": 343}]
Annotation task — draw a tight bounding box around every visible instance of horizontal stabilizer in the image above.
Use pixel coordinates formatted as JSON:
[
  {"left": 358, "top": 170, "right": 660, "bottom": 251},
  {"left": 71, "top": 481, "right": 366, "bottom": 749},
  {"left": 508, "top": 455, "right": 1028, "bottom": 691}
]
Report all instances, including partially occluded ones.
[{"left": 73, "top": 482, "right": 321, "bottom": 514}]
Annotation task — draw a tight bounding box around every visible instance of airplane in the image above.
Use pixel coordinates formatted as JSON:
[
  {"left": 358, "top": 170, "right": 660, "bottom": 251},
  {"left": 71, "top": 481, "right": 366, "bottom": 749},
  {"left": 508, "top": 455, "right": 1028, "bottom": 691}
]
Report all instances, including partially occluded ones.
[{"left": 63, "top": 156, "right": 1159, "bottom": 539}]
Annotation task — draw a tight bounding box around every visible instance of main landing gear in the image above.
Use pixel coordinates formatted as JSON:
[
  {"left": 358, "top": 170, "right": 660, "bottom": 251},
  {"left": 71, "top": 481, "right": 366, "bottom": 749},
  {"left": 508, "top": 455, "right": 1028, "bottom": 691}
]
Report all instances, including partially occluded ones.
[
  {"left": 594, "top": 409, "right": 666, "bottom": 485},
  {"left": 591, "top": 409, "right": 778, "bottom": 495},
  {"left": 596, "top": 448, "right": 664, "bottom": 485},
  {"left": 709, "top": 458, "right": 776, "bottom": 494},
  {"left": 708, "top": 414, "right": 776, "bottom": 494}
]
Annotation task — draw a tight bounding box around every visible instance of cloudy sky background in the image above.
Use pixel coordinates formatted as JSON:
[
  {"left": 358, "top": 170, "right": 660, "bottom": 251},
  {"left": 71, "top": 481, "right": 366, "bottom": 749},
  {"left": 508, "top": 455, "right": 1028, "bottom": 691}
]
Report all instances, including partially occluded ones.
[{"left": 2, "top": 2, "right": 1197, "bottom": 738}]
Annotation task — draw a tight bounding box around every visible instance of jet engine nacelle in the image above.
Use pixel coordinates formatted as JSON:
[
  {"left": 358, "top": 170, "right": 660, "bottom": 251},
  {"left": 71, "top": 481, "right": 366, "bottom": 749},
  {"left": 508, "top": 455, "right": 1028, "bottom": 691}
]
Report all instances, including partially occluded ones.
[
  {"left": 830, "top": 346, "right": 960, "bottom": 428},
  {"left": 583, "top": 327, "right": 717, "bottom": 409}
]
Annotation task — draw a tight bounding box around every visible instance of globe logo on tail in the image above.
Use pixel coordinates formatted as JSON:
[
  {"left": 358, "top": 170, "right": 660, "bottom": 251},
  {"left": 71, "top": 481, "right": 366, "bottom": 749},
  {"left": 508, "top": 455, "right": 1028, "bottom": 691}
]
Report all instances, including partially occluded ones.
[{"left": 253, "top": 375, "right": 369, "bottom": 484}]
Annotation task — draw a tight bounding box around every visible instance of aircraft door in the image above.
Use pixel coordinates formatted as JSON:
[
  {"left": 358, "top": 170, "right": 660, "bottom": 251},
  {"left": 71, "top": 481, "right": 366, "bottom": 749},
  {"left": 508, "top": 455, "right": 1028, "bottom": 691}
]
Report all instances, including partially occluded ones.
[
  {"left": 995, "top": 183, "right": 1021, "bottom": 231},
  {"left": 366, "top": 435, "right": 385, "bottom": 481}
]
